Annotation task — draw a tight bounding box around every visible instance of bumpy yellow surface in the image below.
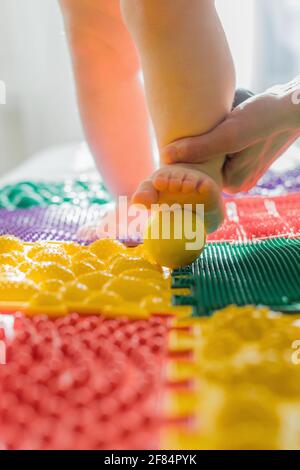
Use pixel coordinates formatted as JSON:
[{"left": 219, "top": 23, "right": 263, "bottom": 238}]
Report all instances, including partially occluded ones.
[
  {"left": 166, "top": 306, "right": 300, "bottom": 450},
  {"left": 0, "top": 235, "right": 191, "bottom": 319}
]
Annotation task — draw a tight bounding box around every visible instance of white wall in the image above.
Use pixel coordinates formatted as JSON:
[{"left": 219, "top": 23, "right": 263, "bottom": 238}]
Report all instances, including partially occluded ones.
[
  {"left": 0, "top": 0, "right": 257, "bottom": 177},
  {"left": 0, "top": 0, "right": 299, "bottom": 177},
  {"left": 216, "top": 0, "right": 255, "bottom": 90},
  {"left": 0, "top": 0, "right": 83, "bottom": 174}
]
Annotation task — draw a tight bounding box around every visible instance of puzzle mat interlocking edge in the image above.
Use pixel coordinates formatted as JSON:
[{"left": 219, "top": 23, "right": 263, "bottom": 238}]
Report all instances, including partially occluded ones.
[{"left": 0, "top": 172, "right": 300, "bottom": 450}]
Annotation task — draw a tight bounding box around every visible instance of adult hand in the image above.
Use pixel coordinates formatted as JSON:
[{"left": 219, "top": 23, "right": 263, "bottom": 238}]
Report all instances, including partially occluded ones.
[{"left": 162, "top": 79, "right": 300, "bottom": 193}]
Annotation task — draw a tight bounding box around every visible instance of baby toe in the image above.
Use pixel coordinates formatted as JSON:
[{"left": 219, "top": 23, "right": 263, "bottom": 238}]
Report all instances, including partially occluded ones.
[
  {"left": 168, "top": 171, "right": 184, "bottom": 192},
  {"left": 132, "top": 179, "right": 158, "bottom": 208},
  {"left": 181, "top": 173, "right": 200, "bottom": 193},
  {"left": 152, "top": 169, "right": 171, "bottom": 192}
]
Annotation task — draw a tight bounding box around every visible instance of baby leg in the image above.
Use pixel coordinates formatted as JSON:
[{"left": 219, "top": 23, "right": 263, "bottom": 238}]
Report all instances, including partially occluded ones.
[
  {"left": 60, "top": 0, "right": 154, "bottom": 198},
  {"left": 121, "top": 0, "right": 236, "bottom": 232}
]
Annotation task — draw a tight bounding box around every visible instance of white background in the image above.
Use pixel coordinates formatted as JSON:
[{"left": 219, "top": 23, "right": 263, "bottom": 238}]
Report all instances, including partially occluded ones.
[{"left": 0, "top": 0, "right": 299, "bottom": 176}]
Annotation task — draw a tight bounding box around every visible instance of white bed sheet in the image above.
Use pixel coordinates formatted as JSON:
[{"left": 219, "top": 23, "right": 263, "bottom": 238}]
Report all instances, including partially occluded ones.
[
  {"left": 0, "top": 142, "right": 100, "bottom": 186},
  {"left": 1, "top": 140, "right": 299, "bottom": 187}
]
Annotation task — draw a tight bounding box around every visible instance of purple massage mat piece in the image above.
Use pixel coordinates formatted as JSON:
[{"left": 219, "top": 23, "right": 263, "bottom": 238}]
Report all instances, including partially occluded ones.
[
  {"left": 0, "top": 204, "right": 109, "bottom": 243},
  {"left": 0, "top": 204, "right": 143, "bottom": 245},
  {"left": 224, "top": 167, "right": 300, "bottom": 198}
]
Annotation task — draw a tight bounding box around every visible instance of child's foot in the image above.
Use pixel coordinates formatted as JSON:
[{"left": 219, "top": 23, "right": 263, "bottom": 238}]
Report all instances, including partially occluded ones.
[
  {"left": 132, "top": 164, "right": 224, "bottom": 234},
  {"left": 77, "top": 204, "right": 149, "bottom": 243}
]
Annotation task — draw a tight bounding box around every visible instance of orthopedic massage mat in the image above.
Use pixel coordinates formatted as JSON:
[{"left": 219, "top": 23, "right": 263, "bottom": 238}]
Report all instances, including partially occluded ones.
[
  {"left": 0, "top": 179, "right": 111, "bottom": 210},
  {"left": 0, "top": 177, "right": 300, "bottom": 449},
  {"left": 0, "top": 192, "right": 299, "bottom": 243},
  {"left": 173, "top": 238, "right": 300, "bottom": 316},
  {"left": 0, "top": 166, "right": 299, "bottom": 210}
]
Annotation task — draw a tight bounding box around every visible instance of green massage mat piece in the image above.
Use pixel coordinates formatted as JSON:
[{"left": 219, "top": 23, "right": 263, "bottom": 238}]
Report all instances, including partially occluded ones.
[
  {"left": 172, "top": 238, "right": 300, "bottom": 316},
  {"left": 0, "top": 180, "right": 111, "bottom": 209}
]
